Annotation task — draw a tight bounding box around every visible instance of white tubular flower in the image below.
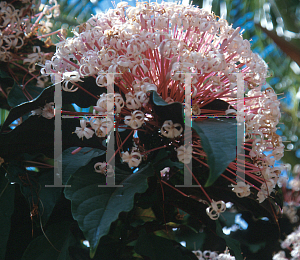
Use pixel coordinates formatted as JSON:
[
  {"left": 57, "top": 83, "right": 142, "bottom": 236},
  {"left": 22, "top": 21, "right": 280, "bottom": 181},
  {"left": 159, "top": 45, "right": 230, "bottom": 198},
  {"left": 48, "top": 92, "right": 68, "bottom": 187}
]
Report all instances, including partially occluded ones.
[
  {"left": 177, "top": 145, "right": 193, "bottom": 164},
  {"left": 124, "top": 110, "right": 144, "bottom": 129},
  {"left": 23, "top": 46, "right": 45, "bottom": 73},
  {"left": 231, "top": 182, "right": 251, "bottom": 198},
  {"left": 74, "top": 120, "right": 94, "bottom": 139},
  {"left": 95, "top": 117, "right": 114, "bottom": 137},
  {"left": 135, "top": 91, "right": 148, "bottom": 104},
  {"left": 256, "top": 188, "right": 269, "bottom": 203},
  {"left": 289, "top": 178, "right": 300, "bottom": 191},
  {"left": 203, "top": 251, "right": 219, "bottom": 259},
  {"left": 94, "top": 93, "right": 114, "bottom": 114},
  {"left": 192, "top": 104, "right": 201, "bottom": 116},
  {"left": 283, "top": 205, "right": 299, "bottom": 224},
  {"left": 94, "top": 162, "right": 114, "bottom": 176},
  {"left": 115, "top": 93, "right": 124, "bottom": 113},
  {"left": 218, "top": 252, "right": 236, "bottom": 260},
  {"left": 161, "top": 120, "right": 183, "bottom": 138},
  {"left": 31, "top": 108, "right": 42, "bottom": 116},
  {"left": 62, "top": 71, "right": 83, "bottom": 92},
  {"left": 272, "top": 251, "right": 288, "bottom": 260},
  {"left": 206, "top": 200, "right": 226, "bottom": 220},
  {"left": 125, "top": 92, "right": 141, "bottom": 110},
  {"left": 122, "top": 151, "right": 142, "bottom": 168},
  {"left": 42, "top": 102, "right": 55, "bottom": 119},
  {"left": 192, "top": 250, "right": 204, "bottom": 260},
  {"left": 160, "top": 167, "right": 170, "bottom": 178},
  {"left": 94, "top": 162, "right": 107, "bottom": 174},
  {"left": 225, "top": 106, "right": 237, "bottom": 115}
]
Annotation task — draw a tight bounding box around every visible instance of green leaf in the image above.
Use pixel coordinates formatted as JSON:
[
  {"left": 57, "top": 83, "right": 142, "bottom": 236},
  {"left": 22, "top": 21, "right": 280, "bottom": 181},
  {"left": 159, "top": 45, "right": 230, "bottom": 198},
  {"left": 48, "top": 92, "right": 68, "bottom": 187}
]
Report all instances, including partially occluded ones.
[
  {"left": 0, "top": 115, "right": 106, "bottom": 162},
  {"left": 216, "top": 221, "right": 243, "bottom": 260},
  {"left": 134, "top": 232, "right": 197, "bottom": 260},
  {"left": 2, "top": 85, "right": 54, "bottom": 132},
  {"left": 6, "top": 162, "right": 62, "bottom": 225},
  {"left": 22, "top": 221, "right": 76, "bottom": 260},
  {"left": 64, "top": 162, "right": 155, "bottom": 258},
  {"left": 192, "top": 118, "right": 237, "bottom": 187},
  {"left": 150, "top": 91, "right": 184, "bottom": 126},
  {"left": 0, "top": 108, "right": 9, "bottom": 126},
  {"left": 62, "top": 147, "right": 106, "bottom": 184},
  {"left": 7, "top": 83, "right": 43, "bottom": 108},
  {"left": 0, "top": 116, "right": 54, "bottom": 161},
  {"left": 0, "top": 170, "right": 15, "bottom": 259},
  {"left": 0, "top": 70, "right": 14, "bottom": 92},
  {"left": 131, "top": 207, "right": 157, "bottom": 227},
  {"left": 153, "top": 149, "right": 183, "bottom": 172}
]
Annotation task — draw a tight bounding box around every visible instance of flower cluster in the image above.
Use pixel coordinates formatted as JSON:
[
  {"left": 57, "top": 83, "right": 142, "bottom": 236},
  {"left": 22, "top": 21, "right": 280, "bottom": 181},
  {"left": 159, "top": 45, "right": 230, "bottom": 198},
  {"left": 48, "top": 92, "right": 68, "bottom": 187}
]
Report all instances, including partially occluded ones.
[
  {"left": 31, "top": 102, "right": 54, "bottom": 119},
  {"left": 283, "top": 203, "right": 299, "bottom": 224},
  {"left": 0, "top": 0, "right": 59, "bottom": 63},
  {"left": 244, "top": 87, "right": 283, "bottom": 202},
  {"left": 43, "top": 2, "right": 283, "bottom": 219},
  {"left": 193, "top": 249, "right": 235, "bottom": 260},
  {"left": 273, "top": 226, "right": 300, "bottom": 259}
]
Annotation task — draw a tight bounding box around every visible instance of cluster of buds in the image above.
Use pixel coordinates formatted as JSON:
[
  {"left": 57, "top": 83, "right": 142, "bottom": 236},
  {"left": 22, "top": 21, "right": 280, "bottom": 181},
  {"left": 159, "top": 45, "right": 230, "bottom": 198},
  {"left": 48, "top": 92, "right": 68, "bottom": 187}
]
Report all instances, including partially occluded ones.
[
  {"left": 193, "top": 249, "right": 235, "bottom": 260},
  {"left": 43, "top": 2, "right": 283, "bottom": 219}
]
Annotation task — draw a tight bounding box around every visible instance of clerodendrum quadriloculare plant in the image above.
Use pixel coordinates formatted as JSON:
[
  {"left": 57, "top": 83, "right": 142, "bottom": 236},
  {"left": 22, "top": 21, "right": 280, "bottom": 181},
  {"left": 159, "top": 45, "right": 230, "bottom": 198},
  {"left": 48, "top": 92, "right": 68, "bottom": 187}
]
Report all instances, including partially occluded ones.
[{"left": 0, "top": 1, "right": 286, "bottom": 259}]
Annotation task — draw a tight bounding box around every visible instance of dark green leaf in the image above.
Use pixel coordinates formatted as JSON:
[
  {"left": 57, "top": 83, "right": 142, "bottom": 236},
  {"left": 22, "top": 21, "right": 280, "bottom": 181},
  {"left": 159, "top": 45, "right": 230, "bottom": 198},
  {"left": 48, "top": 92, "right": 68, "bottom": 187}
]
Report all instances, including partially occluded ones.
[
  {"left": 134, "top": 232, "right": 197, "bottom": 260},
  {"left": 192, "top": 118, "right": 237, "bottom": 187},
  {"left": 7, "top": 83, "right": 43, "bottom": 108},
  {"left": 64, "top": 162, "right": 155, "bottom": 258},
  {"left": 21, "top": 221, "right": 76, "bottom": 260},
  {"left": 150, "top": 91, "right": 184, "bottom": 126},
  {"left": 273, "top": 185, "right": 284, "bottom": 209},
  {"left": 0, "top": 170, "right": 15, "bottom": 259},
  {"left": 6, "top": 162, "right": 61, "bottom": 225},
  {"left": 0, "top": 116, "right": 108, "bottom": 161},
  {"left": 0, "top": 70, "right": 14, "bottom": 92},
  {"left": 0, "top": 116, "right": 54, "bottom": 160},
  {"left": 201, "top": 99, "right": 232, "bottom": 112},
  {"left": 216, "top": 221, "right": 243, "bottom": 260},
  {"left": 62, "top": 147, "right": 106, "bottom": 184},
  {"left": 153, "top": 149, "right": 183, "bottom": 172},
  {"left": 2, "top": 85, "right": 54, "bottom": 132}
]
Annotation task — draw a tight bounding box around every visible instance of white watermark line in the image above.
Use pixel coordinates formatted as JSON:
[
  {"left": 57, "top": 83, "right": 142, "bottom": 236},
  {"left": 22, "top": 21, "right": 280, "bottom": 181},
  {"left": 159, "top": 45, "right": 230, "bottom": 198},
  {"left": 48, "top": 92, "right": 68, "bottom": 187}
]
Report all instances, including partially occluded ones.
[
  {"left": 98, "top": 73, "right": 123, "bottom": 187},
  {"left": 193, "top": 116, "right": 237, "bottom": 118},
  {"left": 61, "top": 115, "right": 111, "bottom": 118},
  {"left": 46, "top": 73, "right": 70, "bottom": 187},
  {"left": 236, "top": 73, "right": 245, "bottom": 183},
  {"left": 176, "top": 73, "right": 193, "bottom": 187}
]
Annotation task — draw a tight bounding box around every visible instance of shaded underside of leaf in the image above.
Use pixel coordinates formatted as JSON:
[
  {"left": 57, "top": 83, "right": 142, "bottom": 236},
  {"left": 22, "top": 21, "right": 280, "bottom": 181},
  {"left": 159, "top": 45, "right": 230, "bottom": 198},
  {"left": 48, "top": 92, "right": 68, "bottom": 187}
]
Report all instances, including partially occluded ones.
[
  {"left": 8, "top": 83, "right": 43, "bottom": 108},
  {"left": 150, "top": 91, "right": 184, "bottom": 126},
  {"left": 64, "top": 162, "right": 155, "bottom": 258},
  {"left": 134, "top": 232, "right": 197, "bottom": 260},
  {"left": 62, "top": 147, "right": 106, "bottom": 184},
  {"left": 192, "top": 118, "right": 237, "bottom": 187},
  {"left": 21, "top": 221, "right": 76, "bottom": 260},
  {"left": 1, "top": 85, "right": 54, "bottom": 132},
  {"left": 6, "top": 161, "right": 62, "bottom": 226}
]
